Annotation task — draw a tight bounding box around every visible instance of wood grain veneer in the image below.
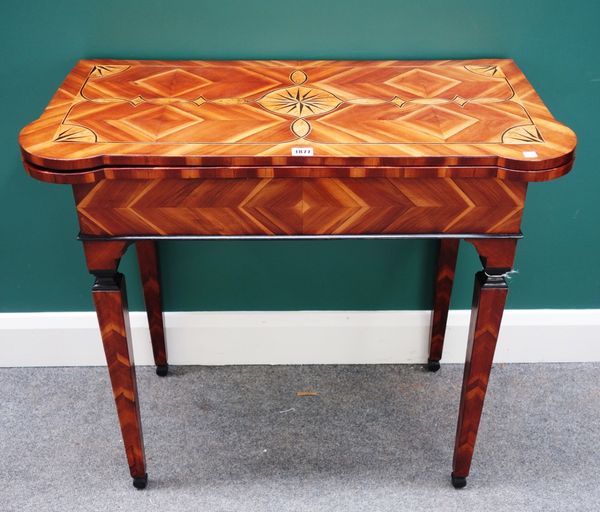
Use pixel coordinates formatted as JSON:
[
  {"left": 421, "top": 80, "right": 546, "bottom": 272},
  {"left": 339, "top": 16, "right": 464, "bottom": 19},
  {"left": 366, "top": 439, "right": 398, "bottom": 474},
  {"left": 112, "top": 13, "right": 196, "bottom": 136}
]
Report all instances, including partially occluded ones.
[
  {"left": 18, "top": 59, "right": 577, "bottom": 490},
  {"left": 20, "top": 59, "right": 576, "bottom": 179},
  {"left": 72, "top": 177, "right": 527, "bottom": 236}
]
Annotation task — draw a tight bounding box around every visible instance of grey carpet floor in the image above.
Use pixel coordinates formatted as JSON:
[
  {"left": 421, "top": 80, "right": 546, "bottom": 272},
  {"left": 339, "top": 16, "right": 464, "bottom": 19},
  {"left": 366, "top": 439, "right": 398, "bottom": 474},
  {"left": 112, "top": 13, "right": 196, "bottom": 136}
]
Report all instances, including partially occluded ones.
[{"left": 1, "top": 363, "right": 599, "bottom": 511}]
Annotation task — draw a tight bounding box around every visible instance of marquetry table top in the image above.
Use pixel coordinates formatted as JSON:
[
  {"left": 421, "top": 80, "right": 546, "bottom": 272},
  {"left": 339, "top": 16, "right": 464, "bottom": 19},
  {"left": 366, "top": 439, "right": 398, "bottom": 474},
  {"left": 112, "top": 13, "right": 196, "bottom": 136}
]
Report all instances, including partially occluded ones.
[{"left": 19, "top": 59, "right": 576, "bottom": 179}]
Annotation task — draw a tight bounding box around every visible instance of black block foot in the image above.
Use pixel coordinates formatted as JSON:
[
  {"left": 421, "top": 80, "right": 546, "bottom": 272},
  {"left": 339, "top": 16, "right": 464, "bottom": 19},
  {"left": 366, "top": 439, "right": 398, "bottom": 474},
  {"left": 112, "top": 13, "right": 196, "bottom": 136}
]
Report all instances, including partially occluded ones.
[
  {"left": 133, "top": 473, "right": 148, "bottom": 490},
  {"left": 156, "top": 364, "right": 169, "bottom": 377},
  {"left": 427, "top": 359, "right": 441, "bottom": 372},
  {"left": 451, "top": 473, "right": 467, "bottom": 489}
]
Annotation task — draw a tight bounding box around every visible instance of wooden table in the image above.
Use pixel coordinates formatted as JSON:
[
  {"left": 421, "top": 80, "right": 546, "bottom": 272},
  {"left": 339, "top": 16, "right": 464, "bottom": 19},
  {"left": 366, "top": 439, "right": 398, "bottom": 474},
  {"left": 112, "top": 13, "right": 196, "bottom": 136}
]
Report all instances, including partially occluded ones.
[{"left": 19, "top": 59, "right": 576, "bottom": 489}]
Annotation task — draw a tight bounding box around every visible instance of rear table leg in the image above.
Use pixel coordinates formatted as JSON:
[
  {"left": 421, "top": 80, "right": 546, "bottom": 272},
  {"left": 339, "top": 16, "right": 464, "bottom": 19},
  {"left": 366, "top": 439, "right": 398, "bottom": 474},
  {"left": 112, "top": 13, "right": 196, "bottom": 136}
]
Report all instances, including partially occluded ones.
[
  {"left": 428, "top": 239, "right": 459, "bottom": 371},
  {"left": 136, "top": 241, "right": 168, "bottom": 376}
]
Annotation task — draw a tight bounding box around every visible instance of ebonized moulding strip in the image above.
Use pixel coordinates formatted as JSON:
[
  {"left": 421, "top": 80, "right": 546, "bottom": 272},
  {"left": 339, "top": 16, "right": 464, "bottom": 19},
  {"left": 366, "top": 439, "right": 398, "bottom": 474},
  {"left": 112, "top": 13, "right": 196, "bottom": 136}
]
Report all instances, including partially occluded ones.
[{"left": 77, "top": 232, "right": 524, "bottom": 242}]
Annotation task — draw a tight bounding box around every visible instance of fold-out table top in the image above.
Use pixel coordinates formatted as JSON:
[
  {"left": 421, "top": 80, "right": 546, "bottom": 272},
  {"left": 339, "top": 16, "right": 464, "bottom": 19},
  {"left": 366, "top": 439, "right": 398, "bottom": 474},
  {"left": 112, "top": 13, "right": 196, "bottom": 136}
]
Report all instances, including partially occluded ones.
[{"left": 19, "top": 59, "right": 576, "bottom": 181}]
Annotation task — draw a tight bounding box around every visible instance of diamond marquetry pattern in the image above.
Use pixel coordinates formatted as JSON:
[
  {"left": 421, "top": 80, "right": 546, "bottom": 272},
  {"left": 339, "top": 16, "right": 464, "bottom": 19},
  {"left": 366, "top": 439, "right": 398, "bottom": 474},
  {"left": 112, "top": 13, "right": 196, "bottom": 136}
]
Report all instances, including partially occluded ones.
[
  {"left": 59, "top": 63, "right": 538, "bottom": 145},
  {"left": 75, "top": 178, "right": 526, "bottom": 236},
  {"left": 21, "top": 59, "right": 576, "bottom": 175}
]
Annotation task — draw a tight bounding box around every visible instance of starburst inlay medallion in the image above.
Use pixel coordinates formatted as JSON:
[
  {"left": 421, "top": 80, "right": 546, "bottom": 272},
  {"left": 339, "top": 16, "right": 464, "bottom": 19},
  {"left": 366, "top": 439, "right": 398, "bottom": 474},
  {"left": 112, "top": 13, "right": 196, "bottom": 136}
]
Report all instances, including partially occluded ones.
[{"left": 258, "top": 86, "right": 342, "bottom": 118}]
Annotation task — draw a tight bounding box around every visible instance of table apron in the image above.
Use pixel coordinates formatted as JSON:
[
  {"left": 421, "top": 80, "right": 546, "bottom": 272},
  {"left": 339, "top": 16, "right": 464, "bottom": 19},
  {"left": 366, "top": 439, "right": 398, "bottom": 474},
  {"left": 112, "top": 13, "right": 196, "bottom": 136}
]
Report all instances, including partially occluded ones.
[{"left": 72, "top": 177, "right": 527, "bottom": 237}]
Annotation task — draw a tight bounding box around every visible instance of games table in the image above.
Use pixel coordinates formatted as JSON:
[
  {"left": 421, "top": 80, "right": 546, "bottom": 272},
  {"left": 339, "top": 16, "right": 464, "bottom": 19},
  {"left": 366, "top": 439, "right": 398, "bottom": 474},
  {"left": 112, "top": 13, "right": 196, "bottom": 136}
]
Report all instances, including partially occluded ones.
[{"left": 19, "top": 59, "right": 576, "bottom": 489}]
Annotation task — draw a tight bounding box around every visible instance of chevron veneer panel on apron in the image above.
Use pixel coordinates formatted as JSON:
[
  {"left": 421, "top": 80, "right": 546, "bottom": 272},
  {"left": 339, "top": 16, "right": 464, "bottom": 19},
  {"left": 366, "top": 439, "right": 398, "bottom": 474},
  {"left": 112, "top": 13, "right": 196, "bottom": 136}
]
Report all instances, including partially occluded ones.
[{"left": 73, "top": 177, "right": 526, "bottom": 236}]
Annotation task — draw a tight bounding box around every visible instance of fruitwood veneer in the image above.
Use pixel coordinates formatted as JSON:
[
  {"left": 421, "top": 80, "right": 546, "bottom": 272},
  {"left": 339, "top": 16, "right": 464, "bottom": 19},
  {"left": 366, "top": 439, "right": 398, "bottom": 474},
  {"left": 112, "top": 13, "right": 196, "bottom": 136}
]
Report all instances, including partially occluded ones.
[
  {"left": 19, "top": 59, "right": 576, "bottom": 490},
  {"left": 72, "top": 177, "right": 527, "bottom": 236}
]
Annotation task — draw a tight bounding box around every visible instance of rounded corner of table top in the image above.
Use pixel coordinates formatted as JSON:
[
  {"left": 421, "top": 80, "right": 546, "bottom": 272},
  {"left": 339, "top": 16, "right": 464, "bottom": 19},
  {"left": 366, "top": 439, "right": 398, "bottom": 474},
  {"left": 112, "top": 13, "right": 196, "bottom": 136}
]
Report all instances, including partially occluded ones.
[{"left": 18, "top": 58, "right": 577, "bottom": 182}]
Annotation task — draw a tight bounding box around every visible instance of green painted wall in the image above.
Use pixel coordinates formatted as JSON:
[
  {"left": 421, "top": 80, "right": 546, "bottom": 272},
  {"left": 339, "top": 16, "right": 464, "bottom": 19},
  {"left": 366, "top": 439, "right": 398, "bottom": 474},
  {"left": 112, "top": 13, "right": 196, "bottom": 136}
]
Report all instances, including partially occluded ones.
[{"left": 1, "top": 0, "right": 598, "bottom": 312}]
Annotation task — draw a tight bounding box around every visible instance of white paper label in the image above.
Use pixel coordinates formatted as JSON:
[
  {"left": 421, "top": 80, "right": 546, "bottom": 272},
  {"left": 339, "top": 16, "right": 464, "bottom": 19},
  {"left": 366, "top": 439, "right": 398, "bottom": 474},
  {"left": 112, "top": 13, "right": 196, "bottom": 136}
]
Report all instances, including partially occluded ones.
[
  {"left": 291, "top": 147, "right": 314, "bottom": 156},
  {"left": 523, "top": 151, "right": 538, "bottom": 158}
]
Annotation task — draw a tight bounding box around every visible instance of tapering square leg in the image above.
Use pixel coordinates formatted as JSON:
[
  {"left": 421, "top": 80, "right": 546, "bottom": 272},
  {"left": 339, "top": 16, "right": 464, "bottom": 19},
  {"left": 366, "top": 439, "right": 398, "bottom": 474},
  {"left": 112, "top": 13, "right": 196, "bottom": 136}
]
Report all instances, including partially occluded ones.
[
  {"left": 136, "top": 241, "right": 168, "bottom": 376},
  {"left": 451, "top": 238, "right": 517, "bottom": 489},
  {"left": 83, "top": 241, "right": 148, "bottom": 489},
  {"left": 428, "top": 238, "right": 459, "bottom": 371}
]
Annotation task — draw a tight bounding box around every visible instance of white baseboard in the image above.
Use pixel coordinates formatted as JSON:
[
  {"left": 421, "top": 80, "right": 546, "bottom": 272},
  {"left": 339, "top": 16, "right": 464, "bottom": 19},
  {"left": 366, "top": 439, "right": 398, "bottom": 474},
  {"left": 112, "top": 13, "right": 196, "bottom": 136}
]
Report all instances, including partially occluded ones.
[{"left": 0, "top": 310, "right": 599, "bottom": 367}]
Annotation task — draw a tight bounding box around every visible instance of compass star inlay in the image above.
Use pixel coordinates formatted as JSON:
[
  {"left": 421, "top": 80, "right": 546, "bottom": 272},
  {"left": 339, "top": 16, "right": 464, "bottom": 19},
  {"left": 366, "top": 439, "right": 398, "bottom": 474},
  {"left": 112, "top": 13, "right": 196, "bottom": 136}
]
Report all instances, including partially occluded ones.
[{"left": 258, "top": 86, "right": 342, "bottom": 118}]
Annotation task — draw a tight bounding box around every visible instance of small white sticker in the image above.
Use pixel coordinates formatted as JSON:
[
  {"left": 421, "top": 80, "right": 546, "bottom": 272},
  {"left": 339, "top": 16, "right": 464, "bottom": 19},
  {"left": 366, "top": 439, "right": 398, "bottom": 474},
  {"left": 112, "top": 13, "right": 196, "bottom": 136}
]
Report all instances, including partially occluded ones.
[
  {"left": 292, "top": 147, "right": 314, "bottom": 156},
  {"left": 523, "top": 151, "right": 538, "bottom": 158}
]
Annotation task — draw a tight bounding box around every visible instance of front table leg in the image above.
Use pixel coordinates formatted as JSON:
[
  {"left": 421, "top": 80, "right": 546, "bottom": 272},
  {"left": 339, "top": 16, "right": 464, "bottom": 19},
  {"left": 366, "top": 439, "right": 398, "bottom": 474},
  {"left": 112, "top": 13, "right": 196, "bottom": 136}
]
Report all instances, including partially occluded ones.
[
  {"left": 83, "top": 241, "right": 148, "bottom": 489},
  {"left": 451, "top": 238, "right": 517, "bottom": 489}
]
